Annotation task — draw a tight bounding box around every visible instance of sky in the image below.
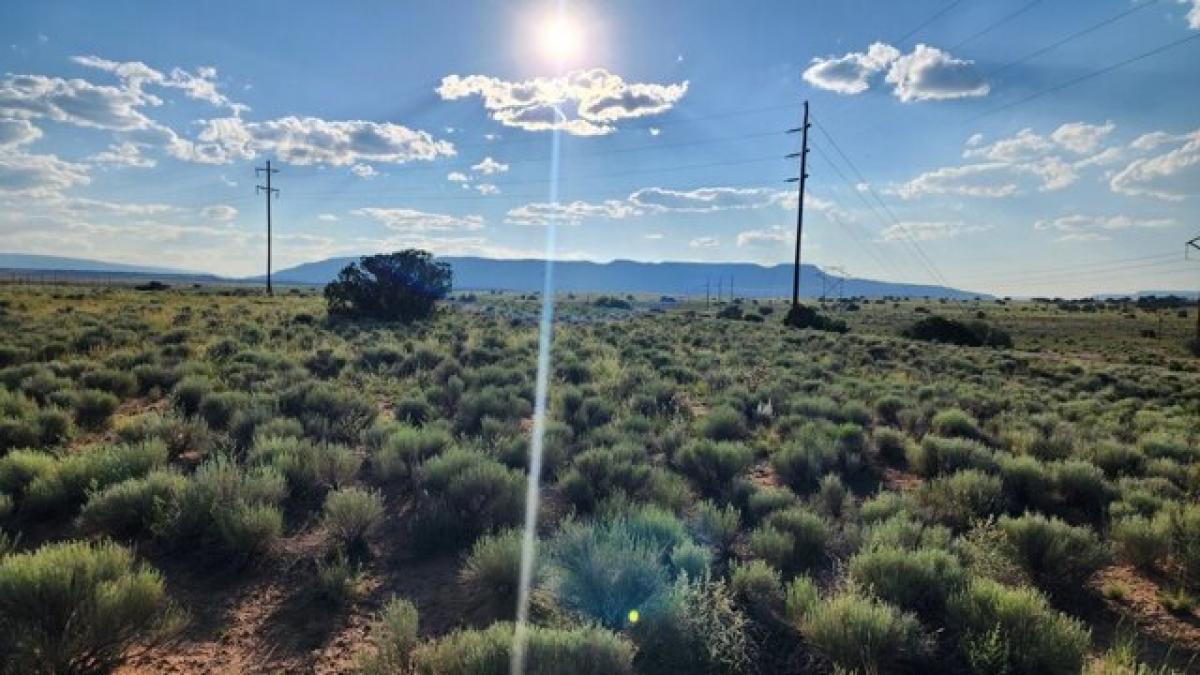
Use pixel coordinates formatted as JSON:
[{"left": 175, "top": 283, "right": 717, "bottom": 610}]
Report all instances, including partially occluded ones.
[{"left": 1, "top": 0, "right": 1198, "bottom": 297}]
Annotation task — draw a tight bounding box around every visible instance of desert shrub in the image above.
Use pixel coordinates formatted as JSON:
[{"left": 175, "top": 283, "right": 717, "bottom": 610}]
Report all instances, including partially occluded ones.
[
  {"left": 931, "top": 408, "right": 980, "bottom": 439},
  {"left": 34, "top": 407, "right": 74, "bottom": 447},
  {"left": 908, "top": 436, "right": 997, "bottom": 477},
  {"left": 692, "top": 500, "right": 741, "bottom": 552},
  {"left": 799, "top": 590, "right": 927, "bottom": 674},
  {"left": 72, "top": 388, "right": 120, "bottom": 430},
  {"left": 997, "top": 454, "right": 1054, "bottom": 514},
  {"left": 1111, "top": 515, "right": 1169, "bottom": 571},
  {"left": 132, "top": 363, "right": 178, "bottom": 395},
  {"left": 171, "top": 457, "right": 286, "bottom": 560},
  {"left": 79, "top": 369, "right": 138, "bottom": 398},
  {"left": 370, "top": 424, "right": 452, "bottom": 482},
  {"left": 315, "top": 548, "right": 363, "bottom": 606},
  {"left": 23, "top": 440, "right": 169, "bottom": 516},
  {"left": 279, "top": 382, "right": 377, "bottom": 443},
  {"left": 250, "top": 436, "right": 360, "bottom": 497},
  {"left": 729, "top": 559, "right": 784, "bottom": 619},
  {"left": 783, "top": 304, "right": 847, "bottom": 333},
  {"left": 0, "top": 540, "right": 181, "bottom": 675},
  {"left": 697, "top": 405, "right": 748, "bottom": 441},
  {"left": 560, "top": 445, "right": 651, "bottom": 513},
  {"left": 859, "top": 491, "right": 909, "bottom": 524},
  {"left": 916, "top": 469, "right": 1004, "bottom": 530},
  {"left": 1051, "top": 460, "right": 1117, "bottom": 523},
  {"left": 744, "top": 485, "right": 797, "bottom": 524},
  {"left": 171, "top": 376, "right": 214, "bottom": 417},
  {"left": 198, "top": 390, "right": 249, "bottom": 430},
  {"left": 324, "top": 250, "right": 452, "bottom": 321},
  {"left": 849, "top": 546, "right": 966, "bottom": 618},
  {"left": 78, "top": 469, "right": 187, "bottom": 539},
  {"left": 415, "top": 449, "right": 523, "bottom": 549},
  {"left": 1162, "top": 502, "right": 1200, "bottom": 583},
  {"left": 783, "top": 575, "right": 819, "bottom": 624},
  {"left": 771, "top": 438, "right": 835, "bottom": 495},
  {"left": 410, "top": 622, "right": 634, "bottom": 675},
  {"left": 455, "top": 386, "right": 531, "bottom": 434},
  {"left": 761, "top": 507, "right": 828, "bottom": 572},
  {"left": 323, "top": 486, "right": 384, "bottom": 552},
  {"left": 948, "top": 577, "right": 1089, "bottom": 675},
  {"left": 393, "top": 396, "right": 433, "bottom": 426},
  {"left": 668, "top": 541, "right": 711, "bottom": 580},
  {"left": 873, "top": 427, "right": 913, "bottom": 466},
  {"left": 998, "top": 513, "right": 1109, "bottom": 598},
  {"left": 0, "top": 416, "right": 39, "bottom": 453},
  {"left": 862, "top": 513, "right": 953, "bottom": 552},
  {"left": 902, "top": 315, "right": 1011, "bottom": 348},
  {"left": 631, "top": 576, "right": 752, "bottom": 675},
  {"left": 355, "top": 596, "right": 421, "bottom": 675},
  {"left": 1089, "top": 441, "right": 1144, "bottom": 479},
  {"left": 460, "top": 529, "right": 528, "bottom": 613},
  {"left": 814, "top": 473, "right": 851, "bottom": 519},
  {"left": 551, "top": 516, "right": 674, "bottom": 629},
  {"left": 304, "top": 348, "right": 347, "bottom": 379},
  {"left": 675, "top": 439, "right": 753, "bottom": 497}
]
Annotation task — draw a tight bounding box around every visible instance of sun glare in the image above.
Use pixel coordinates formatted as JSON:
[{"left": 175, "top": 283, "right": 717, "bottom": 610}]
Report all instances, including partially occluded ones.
[{"left": 537, "top": 13, "right": 583, "bottom": 64}]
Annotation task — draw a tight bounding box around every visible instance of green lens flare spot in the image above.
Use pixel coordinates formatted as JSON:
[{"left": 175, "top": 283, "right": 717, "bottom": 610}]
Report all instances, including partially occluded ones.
[{"left": 627, "top": 609, "right": 640, "bottom": 624}]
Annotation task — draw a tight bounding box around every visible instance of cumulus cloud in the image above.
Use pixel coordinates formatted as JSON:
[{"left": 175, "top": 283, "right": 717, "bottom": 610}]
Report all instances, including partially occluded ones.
[
  {"left": 1035, "top": 214, "right": 1175, "bottom": 241},
  {"left": 350, "top": 207, "right": 484, "bottom": 233},
  {"left": 0, "top": 119, "right": 42, "bottom": 148},
  {"left": 71, "top": 55, "right": 243, "bottom": 112},
  {"left": 506, "top": 199, "right": 642, "bottom": 226},
  {"left": 351, "top": 163, "right": 378, "bottom": 179},
  {"left": 475, "top": 183, "right": 499, "bottom": 195},
  {"left": 0, "top": 73, "right": 156, "bottom": 130},
  {"left": 737, "top": 226, "right": 793, "bottom": 247},
  {"left": 447, "top": 171, "right": 469, "bottom": 182},
  {"left": 0, "top": 151, "right": 90, "bottom": 196},
  {"left": 803, "top": 42, "right": 987, "bottom": 102},
  {"left": 1109, "top": 129, "right": 1200, "bottom": 201},
  {"left": 885, "top": 44, "right": 989, "bottom": 102},
  {"left": 437, "top": 68, "right": 688, "bottom": 136},
  {"left": 630, "top": 186, "right": 789, "bottom": 213},
  {"left": 1050, "top": 121, "right": 1115, "bottom": 154},
  {"left": 86, "top": 142, "right": 155, "bottom": 168},
  {"left": 879, "top": 221, "right": 990, "bottom": 242},
  {"left": 802, "top": 42, "right": 899, "bottom": 95},
  {"left": 1182, "top": 0, "right": 1200, "bottom": 29},
  {"left": 177, "top": 116, "right": 455, "bottom": 166},
  {"left": 471, "top": 156, "right": 508, "bottom": 175},
  {"left": 893, "top": 163, "right": 1020, "bottom": 199},
  {"left": 201, "top": 204, "right": 238, "bottom": 222}
]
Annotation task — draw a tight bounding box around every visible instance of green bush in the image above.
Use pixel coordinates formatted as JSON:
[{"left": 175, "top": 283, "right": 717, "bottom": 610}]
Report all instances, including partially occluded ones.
[
  {"left": 907, "top": 436, "right": 997, "bottom": 477},
  {"left": 250, "top": 436, "right": 361, "bottom": 497},
  {"left": 931, "top": 408, "right": 981, "bottom": 439},
  {"left": 415, "top": 449, "right": 524, "bottom": 549},
  {"left": 783, "top": 575, "right": 819, "bottom": 624},
  {"left": 370, "top": 423, "right": 451, "bottom": 482},
  {"left": 998, "top": 513, "right": 1109, "bottom": 598},
  {"left": 692, "top": 500, "right": 741, "bottom": 552},
  {"left": 79, "top": 469, "right": 187, "bottom": 539},
  {"left": 849, "top": 546, "right": 966, "bottom": 618},
  {"left": 728, "top": 559, "right": 784, "bottom": 620},
  {"left": 997, "top": 454, "right": 1054, "bottom": 514},
  {"left": 560, "top": 445, "right": 651, "bottom": 513},
  {"left": 460, "top": 529, "right": 527, "bottom": 613},
  {"left": 799, "top": 590, "right": 927, "bottom": 674},
  {"left": 1111, "top": 515, "right": 1169, "bottom": 571},
  {"left": 171, "top": 376, "right": 214, "bottom": 417},
  {"left": 948, "top": 577, "right": 1089, "bottom": 675},
  {"left": 1163, "top": 502, "right": 1200, "bottom": 583},
  {"left": 324, "top": 250, "right": 452, "bottom": 322},
  {"left": 1051, "top": 460, "right": 1116, "bottom": 523},
  {"left": 862, "top": 513, "right": 953, "bottom": 552},
  {"left": 198, "top": 390, "right": 249, "bottom": 430},
  {"left": 0, "top": 540, "right": 182, "bottom": 674},
  {"left": 315, "top": 548, "right": 363, "bottom": 607},
  {"left": 279, "top": 381, "right": 377, "bottom": 443},
  {"left": 758, "top": 507, "right": 829, "bottom": 574},
  {"left": 171, "top": 457, "right": 286, "bottom": 560},
  {"left": 323, "top": 486, "right": 384, "bottom": 552},
  {"left": 873, "top": 427, "right": 913, "bottom": 466},
  {"left": 675, "top": 440, "right": 753, "bottom": 497},
  {"left": 355, "top": 596, "right": 420, "bottom": 675},
  {"left": 72, "top": 388, "right": 120, "bottom": 430},
  {"left": 697, "top": 405, "right": 747, "bottom": 441},
  {"left": 18, "top": 440, "right": 169, "bottom": 516},
  {"left": 916, "top": 469, "right": 1004, "bottom": 530},
  {"left": 631, "top": 577, "right": 752, "bottom": 675},
  {"left": 744, "top": 485, "right": 797, "bottom": 524},
  {"left": 410, "top": 621, "right": 634, "bottom": 675}
]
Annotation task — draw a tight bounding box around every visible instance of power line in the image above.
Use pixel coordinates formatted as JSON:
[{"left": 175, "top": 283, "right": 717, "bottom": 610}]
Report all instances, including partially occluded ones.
[
  {"left": 811, "top": 117, "right": 952, "bottom": 288},
  {"left": 894, "top": 0, "right": 968, "bottom": 45},
  {"left": 949, "top": 0, "right": 1043, "bottom": 50},
  {"left": 984, "top": 0, "right": 1161, "bottom": 79},
  {"left": 971, "top": 30, "right": 1200, "bottom": 121},
  {"left": 953, "top": 251, "right": 1180, "bottom": 284}
]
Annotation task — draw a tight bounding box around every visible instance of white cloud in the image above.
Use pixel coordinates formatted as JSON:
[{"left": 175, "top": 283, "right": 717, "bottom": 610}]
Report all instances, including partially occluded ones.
[
  {"left": 506, "top": 199, "right": 642, "bottom": 226},
  {"left": 437, "top": 68, "right": 688, "bottom": 136},
  {"left": 963, "top": 128, "right": 1054, "bottom": 162},
  {"left": 471, "top": 156, "right": 508, "bottom": 175},
  {"left": 880, "top": 221, "right": 990, "bottom": 242},
  {"left": 630, "top": 186, "right": 789, "bottom": 212},
  {"left": 86, "top": 142, "right": 155, "bottom": 168},
  {"left": 737, "top": 226, "right": 793, "bottom": 247},
  {"left": 1050, "top": 121, "right": 1115, "bottom": 154},
  {"left": 1182, "top": 0, "right": 1200, "bottom": 29},
  {"left": 201, "top": 204, "right": 238, "bottom": 222},
  {"left": 351, "top": 207, "right": 484, "bottom": 233},
  {"left": 1035, "top": 214, "right": 1175, "bottom": 242},
  {"left": 316, "top": 213, "right": 339, "bottom": 222},
  {"left": 885, "top": 44, "right": 989, "bottom": 102},
  {"left": 474, "top": 183, "right": 499, "bottom": 195},
  {"left": 0, "top": 73, "right": 156, "bottom": 130},
  {"left": 71, "top": 55, "right": 243, "bottom": 112},
  {"left": 447, "top": 171, "right": 469, "bottom": 182},
  {"left": 1109, "top": 129, "right": 1200, "bottom": 201},
  {"left": 894, "top": 163, "right": 1019, "bottom": 199},
  {"left": 177, "top": 116, "right": 455, "bottom": 166},
  {"left": 649, "top": 127, "right": 661, "bottom": 136},
  {"left": 689, "top": 236, "right": 719, "bottom": 248},
  {"left": 803, "top": 42, "right": 900, "bottom": 95},
  {"left": 0, "top": 119, "right": 42, "bottom": 148},
  {"left": 351, "top": 163, "right": 378, "bottom": 179},
  {"left": 644, "top": 233, "right": 663, "bottom": 240},
  {"left": 0, "top": 151, "right": 90, "bottom": 196}
]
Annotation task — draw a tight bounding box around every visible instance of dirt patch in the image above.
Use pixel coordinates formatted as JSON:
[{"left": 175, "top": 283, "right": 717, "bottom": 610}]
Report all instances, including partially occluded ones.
[{"left": 1091, "top": 564, "right": 1200, "bottom": 654}]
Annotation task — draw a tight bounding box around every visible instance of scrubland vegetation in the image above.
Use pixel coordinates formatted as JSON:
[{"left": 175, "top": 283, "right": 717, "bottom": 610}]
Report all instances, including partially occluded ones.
[{"left": 0, "top": 283, "right": 1196, "bottom": 674}]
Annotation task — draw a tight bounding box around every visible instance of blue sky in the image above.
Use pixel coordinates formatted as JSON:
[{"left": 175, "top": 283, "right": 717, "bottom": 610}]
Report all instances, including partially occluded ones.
[{"left": 1, "top": 0, "right": 1198, "bottom": 296}]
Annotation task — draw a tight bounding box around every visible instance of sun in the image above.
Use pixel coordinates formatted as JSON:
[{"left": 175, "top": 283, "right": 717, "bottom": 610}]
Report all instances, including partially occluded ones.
[{"left": 537, "top": 12, "right": 584, "bottom": 64}]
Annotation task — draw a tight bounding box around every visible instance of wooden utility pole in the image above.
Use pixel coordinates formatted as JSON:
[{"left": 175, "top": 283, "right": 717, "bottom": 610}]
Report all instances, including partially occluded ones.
[
  {"left": 255, "top": 160, "right": 280, "bottom": 296},
  {"left": 1188, "top": 235, "right": 1200, "bottom": 343},
  {"left": 786, "top": 101, "right": 811, "bottom": 311}
]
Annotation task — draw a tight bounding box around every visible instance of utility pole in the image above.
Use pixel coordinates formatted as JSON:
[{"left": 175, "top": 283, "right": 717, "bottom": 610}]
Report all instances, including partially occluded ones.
[
  {"left": 730, "top": 275, "right": 735, "bottom": 301},
  {"left": 255, "top": 160, "right": 280, "bottom": 296},
  {"left": 717, "top": 277, "right": 723, "bottom": 302},
  {"left": 1188, "top": 235, "right": 1200, "bottom": 344},
  {"left": 785, "top": 100, "right": 811, "bottom": 311},
  {"left": 706, "top": 278, "right": 711, "bottom": 308}
]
